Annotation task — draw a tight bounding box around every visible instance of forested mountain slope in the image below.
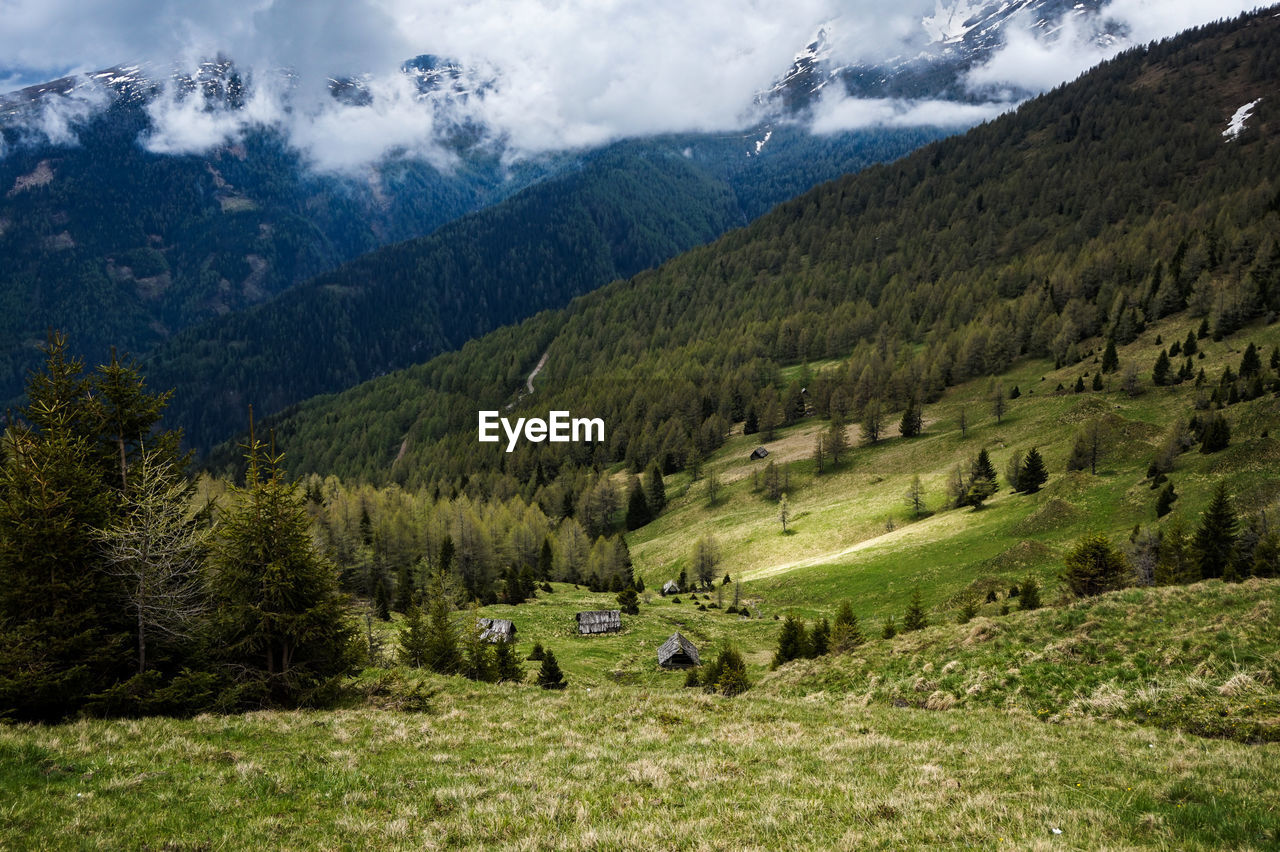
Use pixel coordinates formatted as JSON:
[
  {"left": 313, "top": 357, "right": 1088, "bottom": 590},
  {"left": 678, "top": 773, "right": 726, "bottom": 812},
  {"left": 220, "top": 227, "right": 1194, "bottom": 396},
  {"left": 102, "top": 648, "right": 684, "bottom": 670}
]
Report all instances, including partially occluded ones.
[
  {"left": 149, "top": 127, "right": 944, "bottom": 451},
  {"left": 0, "top": 98, "right": 559, "bottom": 402},
  {"left": 257, "top": 9, "right": 1280, "bottom": 489}
]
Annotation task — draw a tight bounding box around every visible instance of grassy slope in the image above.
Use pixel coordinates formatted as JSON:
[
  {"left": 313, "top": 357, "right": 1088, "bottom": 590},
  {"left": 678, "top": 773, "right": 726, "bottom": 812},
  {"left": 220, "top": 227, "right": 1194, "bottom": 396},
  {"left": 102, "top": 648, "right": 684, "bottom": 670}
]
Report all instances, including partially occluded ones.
[
  {"left": 625, "top": 313, "right": 1280, "bottom": 627},
  {"left": 2, "top": 681, "right": 1277, "bottom": 850}
]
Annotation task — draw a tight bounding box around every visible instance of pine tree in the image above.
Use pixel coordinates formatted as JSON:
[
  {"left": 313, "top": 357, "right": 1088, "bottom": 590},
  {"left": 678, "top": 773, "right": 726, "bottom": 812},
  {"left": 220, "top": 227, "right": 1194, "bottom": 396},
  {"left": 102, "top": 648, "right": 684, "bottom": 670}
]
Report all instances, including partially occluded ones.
[
  {"left": 714, "top": 647, "right": 751, "bottom": 696},
  {"left": 743, "top": 405, "right": 759, "bottom": 436},
  {"left": 1193, "top": 482, "right": 1237, "bottom": 580},
  {"left": 398, "top": 604, "right": 430, "bottom": 668},
  {"left": 808, "top": 618, "right": 831, "bottom": 657},
  {"left": 861, "top": 399, "right": 883, "bottom": 444},
  {"left": 899, "top": 399, "right": 923, "bottom": 438},
  {"left": 1153, "top": 349, "right": 1172, "bottom": 386},
  {"left": 826, "top": 418, "right": 849, "bottom": 465},
  {"left": 646, "top": 463, "right": 667, "bottom": 516},
  {"left": 1155, "top": 482, "right": 1177, "bottom": 518},
  {"left": 1062, "top": 534, "right": 1128, "bottom": 597},
  {"left": 1199, "top": 414, "right": 1231, "bottom": 453},
  {"left": 1092, "top": 372, "right": 1104, "bottom": 391},
  {"left": 625, "top": 479, "right": 651, "bottom": 530},
  {"left": 1239, "top": 342, "right": 1262, "bottom": 378},
  {"left": 207, "top": 432, "right": 357, "bottom": 708},
  {"left": 537, "top": 650, "right": 567, "bottom": 689},
  {"left": 902, "top": 586, "right": 928, "bottom": 632},
  {"left": 772, "top": 615, "right": 809, "bottom": 667},
  {"left": 881, "top": 616, "right": 897, "bottom": 639},
  {"left": 1018, "top": 447, "right": 1048, "bottom": 493},
  {"left": 1019, "top": 575, "right": 1041, "bottom": 610},
  {"left": 617, "top": 585, "right": 640, "bottom": 615},
  {"left": 461, "top": 605, "right": 496, "bottom": 682},
  {"left": 494, "top": 640, "right": 524, "bottom": 682},
  {"left": 1074, "top": 375, "right": 1086, "bottom": 393},
  {"left": 1183, "top": 330, "right": 1198, "bottom": 356},
  {"left": 421, "top": 569, "right": 462, "bottom": 675},
  {"left": 965, "top": 448, "right": 999, "bottom": 508},
  {"left": 1101, "top": 338, "right": 1119, "bottom": 374},
  {"left": 537, "top": 537, "right": 554, "bottom": 580},
  {"left": 830, "top": 601, "right": 864, "bottom": 651}
]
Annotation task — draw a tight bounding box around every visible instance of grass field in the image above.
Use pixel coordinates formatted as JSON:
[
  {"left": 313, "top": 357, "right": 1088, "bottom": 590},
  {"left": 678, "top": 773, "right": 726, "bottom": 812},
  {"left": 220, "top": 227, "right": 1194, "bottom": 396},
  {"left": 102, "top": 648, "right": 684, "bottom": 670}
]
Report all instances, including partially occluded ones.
[{"left": 3, "top": 680, "right": 1278, "bottom": 850}]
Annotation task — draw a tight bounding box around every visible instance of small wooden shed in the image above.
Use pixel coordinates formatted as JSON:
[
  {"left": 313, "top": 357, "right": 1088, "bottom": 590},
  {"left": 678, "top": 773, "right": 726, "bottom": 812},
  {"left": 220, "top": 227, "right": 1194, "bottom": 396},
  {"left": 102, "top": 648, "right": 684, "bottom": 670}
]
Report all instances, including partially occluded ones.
[
  {"left": 750, "top": 447, "right": 769, "bottom": 460},
  {"left": 576, "top": 610, "right": 622, "bottom": 635},
  {"left": 657, "top": 632, "right": 700, "bottom": 668},
  {"left": 477, "top": 618, "right": 516, "bottom": 643},
  {"left": 661, "top": 580, "right": 680, "bottom": 596}
]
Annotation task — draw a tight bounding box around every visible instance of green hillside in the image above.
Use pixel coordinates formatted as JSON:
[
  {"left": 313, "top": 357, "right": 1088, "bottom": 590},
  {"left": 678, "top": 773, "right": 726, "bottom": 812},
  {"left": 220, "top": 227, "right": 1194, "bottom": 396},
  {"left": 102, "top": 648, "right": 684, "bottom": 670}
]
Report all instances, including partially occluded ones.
[{"left": 258, "top": 9, "right": 1280, "bottom": 497}]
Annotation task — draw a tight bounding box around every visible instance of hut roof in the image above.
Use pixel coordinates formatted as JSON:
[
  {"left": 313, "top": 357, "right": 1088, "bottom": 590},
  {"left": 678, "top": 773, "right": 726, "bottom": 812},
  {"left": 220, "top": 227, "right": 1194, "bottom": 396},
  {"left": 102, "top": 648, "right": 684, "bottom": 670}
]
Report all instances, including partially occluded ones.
[
  {"left": 576, "top": 609, "right": 622, "bottom": 634},
  {"left": 477, "top": 618, "right": 516, "bottom": 643},
  {"left": 662, "top": 580, "right": 680, "bottom": 595},
  {"left": 657, "top": 632, "right": 700, "bottom": 668},
  {"left": 750, "top": 446, "right": 769, "bottom": 460}
]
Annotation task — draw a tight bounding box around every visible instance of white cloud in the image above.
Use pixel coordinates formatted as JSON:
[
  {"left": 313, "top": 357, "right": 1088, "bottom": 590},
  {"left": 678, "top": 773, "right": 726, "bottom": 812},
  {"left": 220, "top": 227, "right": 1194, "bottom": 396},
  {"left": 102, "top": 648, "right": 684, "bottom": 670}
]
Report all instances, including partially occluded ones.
[
  {"left": 0, "top": 0, "right": 1264, "bottom": 167},
  {"left": 966, "top": 0, "right": 1260, "bottom": 95},
  {"left": 811, "top": 93, "right": 1010, "bottom": 133}
]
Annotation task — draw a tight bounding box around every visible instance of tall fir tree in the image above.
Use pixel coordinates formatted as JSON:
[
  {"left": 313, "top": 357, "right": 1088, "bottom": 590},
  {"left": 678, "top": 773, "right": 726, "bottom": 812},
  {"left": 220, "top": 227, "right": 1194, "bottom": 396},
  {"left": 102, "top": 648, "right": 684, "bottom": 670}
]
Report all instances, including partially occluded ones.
[
  {"left": 645, "top": 462, "right": 667, "bottom": 516},
  {"left": 830, "top": 601, "right": 864, "bottom": 651},
  {"left": 902, "top": 586, "right": 928, "bottom": 632},
  {"left": 1101, "top": 338, "right": 1120, "bottom": 374},
  {"left": 1018, "top": 447, "right": 1048, "bottom": 493},
  {"left": 1193, "top": 482, "right": 1237, "bottom": 580},
  {"left": 207, "top": 427, "right": 357, "bottom": 708}
]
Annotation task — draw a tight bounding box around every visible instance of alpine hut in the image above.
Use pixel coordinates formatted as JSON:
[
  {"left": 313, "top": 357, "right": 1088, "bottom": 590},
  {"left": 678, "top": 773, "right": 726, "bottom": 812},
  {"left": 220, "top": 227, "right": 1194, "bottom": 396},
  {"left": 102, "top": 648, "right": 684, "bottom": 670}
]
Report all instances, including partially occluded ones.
[
  {"left": 476, "top": 618, "right": 516, "bottom": 643},
  {"left": 576, "top": 610, "right": 622, "bottom": 635},
  {"left": 749, "top": 446, "right": 769, "bottom": 460},
  {"left": 657, "top": 632, "right": 700, "bottom": 668},
  {"left": 661, "top": 580, "right": 680, "bottom": 596}
]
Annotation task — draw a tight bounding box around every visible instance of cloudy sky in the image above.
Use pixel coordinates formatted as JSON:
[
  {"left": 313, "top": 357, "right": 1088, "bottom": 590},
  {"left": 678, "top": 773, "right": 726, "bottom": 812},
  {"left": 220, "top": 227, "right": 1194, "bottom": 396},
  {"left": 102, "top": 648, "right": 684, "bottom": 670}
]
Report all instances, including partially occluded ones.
[{"left": 0, "top": 0, "right": 1260, "bottom": 169}]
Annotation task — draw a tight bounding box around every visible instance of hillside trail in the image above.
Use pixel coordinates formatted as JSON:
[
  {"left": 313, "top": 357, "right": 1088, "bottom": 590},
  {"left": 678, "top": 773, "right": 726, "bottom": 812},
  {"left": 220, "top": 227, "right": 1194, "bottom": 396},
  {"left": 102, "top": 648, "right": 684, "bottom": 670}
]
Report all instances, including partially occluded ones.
[{"left": 526, "top": 350, "right": 549, "bottom": 394}]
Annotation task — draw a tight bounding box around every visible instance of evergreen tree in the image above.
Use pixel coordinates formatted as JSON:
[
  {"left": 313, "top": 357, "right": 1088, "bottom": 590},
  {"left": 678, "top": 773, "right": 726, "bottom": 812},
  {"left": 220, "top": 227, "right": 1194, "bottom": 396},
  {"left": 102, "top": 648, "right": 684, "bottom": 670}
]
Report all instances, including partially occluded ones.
[
  {"left": 494, "top": 640, "right": 524, "bottom": 682},
  {"left": 537, "top": 537, "right": 554, "bottom": 580},
  {"left": 1062, "top": 534, "right": 1128, "bottom": 597},
  {"left": 461, "top": 606, "right": 496, "bottom": 682},
  {"left": 1092, "top": 372, "right": 1104, "bottom": 391},
  {"left": 1018, "top": 447, "right": 1048, "bottom": 493},
  {"left": 714, "top": 646, "right": 751, "bottom": 696},
  {"left": 625, "top": 479, "right": 651, "bottom": 530},
  {"left": 398, "top": 604, "right": 430, "bottom": 668},
  {"left": 1183, "top": 330, "right": 1197, "bottom": 356},
  {"left": 1101, "top": 338, "right": 1119, "bottom": 374},
  {"left": 1152, "top": 349, "right": 1172, "bottom": 386},
  {"left": 964, "top": 448, "right": 999, "bottom": 508},
  {"left": 899, "top": 399, "right": 923, "bottom": 438},
  {"left": 393, "top": 560, "right": 414, "bottom": 614},
  {"left": 645, "top": 463, "right": 667, "bottom": 516},
  {"left": 830, "top": 601, "right": 864, "bottom": 651},
  {"left": 826, "top": 418, "right": 849, "bottom": 465},
  {"left": 207, "top": 434, "right": 357, "bottom": 708},
  {"left": 537, "top": 650, "right": 567, "bottom": 689},
  {"left": 743, "top": 405, "right": 759, "bottom": 436},
  {"left": 616, "top": 585, "right": 640, "bottom": 615},
  {"left": 1155, "top": 482, "right": 1177, "bottom": 518},
  {"left": 881, "top": 616, "right": 897, "bottom": 639},
  {"left": 902, "top": 586, "right": 928, "bottom": 632},
  {"left": 1193, "top": 482, "right": 1237, "bottom": 580},
  {"left": 527, "top": 642, "right": 546, "bottom": 661},
  {"left": 772, "top": 615, "right": 809, "bottom": 667},
  {"left": 1019, "top": 575, "right": 1041, "bottom": 610},
  {"left": 1074, "top": 375, "right": 1086, "bottom": 393},
  {"left": 861, "top": 399, "right": 883, "bottom": 444},
  {"left": 808, "top": 618, "right": 831, "bottom": 657},
  {"left": 1239, "top": 342, "right": 1262, "bottom": 378},
  {"left": 1199, "top": 414, "right": 1231, "bottom": 453},
  {"left": 422, "top": 569, "right": 463, "bottom": 675}
]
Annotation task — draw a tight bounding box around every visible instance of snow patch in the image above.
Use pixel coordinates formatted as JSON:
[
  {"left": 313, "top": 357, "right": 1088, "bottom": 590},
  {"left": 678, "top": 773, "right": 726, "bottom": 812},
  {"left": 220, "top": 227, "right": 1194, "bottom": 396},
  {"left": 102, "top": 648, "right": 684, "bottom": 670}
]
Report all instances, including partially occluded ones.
[
  {"left": 922, "top": 0, "right": 986, "bottom": 44},
  {"left": 1223, "top": 98, "right": 1261, "bottom": 141},
  {"left": 753, "top": 129, "right": 773, "bottom": 155}
]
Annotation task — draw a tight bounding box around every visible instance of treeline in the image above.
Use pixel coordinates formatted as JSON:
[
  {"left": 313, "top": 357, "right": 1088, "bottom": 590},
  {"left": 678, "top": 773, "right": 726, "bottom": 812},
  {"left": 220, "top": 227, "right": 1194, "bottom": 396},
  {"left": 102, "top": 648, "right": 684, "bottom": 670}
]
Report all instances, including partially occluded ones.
[
  {"left": 1, "top": 336, "right": 671, "bottom": 720},
  {"left": 262, "top": 9, "right": 1280, "bottom": 508}
]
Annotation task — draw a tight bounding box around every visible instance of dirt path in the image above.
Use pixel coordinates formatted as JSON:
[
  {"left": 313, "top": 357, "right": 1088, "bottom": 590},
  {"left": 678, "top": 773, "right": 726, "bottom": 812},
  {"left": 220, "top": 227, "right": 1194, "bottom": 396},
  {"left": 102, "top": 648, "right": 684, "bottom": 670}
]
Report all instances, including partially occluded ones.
[{"left": 526, "top": 350, "right": 549, "bottom": 395}]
